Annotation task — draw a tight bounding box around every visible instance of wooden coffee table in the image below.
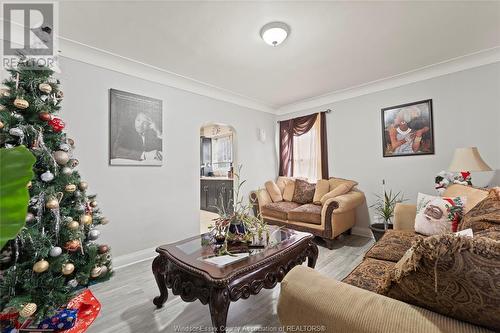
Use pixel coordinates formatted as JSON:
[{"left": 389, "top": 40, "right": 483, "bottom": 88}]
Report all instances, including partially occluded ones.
[{"left": 152, "top": 227, "right": 318, "bottom": 332}]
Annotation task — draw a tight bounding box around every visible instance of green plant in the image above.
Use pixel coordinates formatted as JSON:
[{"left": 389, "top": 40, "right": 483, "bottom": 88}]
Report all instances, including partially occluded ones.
[
  {"left": 370, "top": 190, "right": 406, "bottom": 225},
  {"left": 0, "top": 145, "right": 36, "bottom": 249}
]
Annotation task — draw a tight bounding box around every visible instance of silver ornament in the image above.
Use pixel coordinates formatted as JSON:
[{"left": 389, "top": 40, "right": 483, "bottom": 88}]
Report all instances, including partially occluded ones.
[
  {"left": 9, "top": 127, "right": 23, "bottom": 137},
  {"left": 49, "top": 246, "right": 62, "bottom": 257},
  {"left": 62, "top": 167, "right": 73, "bottom": 175},
  {"left": 67, "top": 279, "right": 78, "bottom": 288},
  {"left": 88, "top": 229, "right": 100, "bottom": 240},
  {"left": 40, "top": 170, "right": 54, "bottom": 182},
  {"left": 53, "top": 150, "right": 70, "bottom": 165},
  {"left": 59, "top": 143, "right": 71, "bottom": 152},
  {"left": 25, "top": 212, "right": 35, "bottom": 222},
  {"left": 74, "top": 191, "right": 82, "bottom": 198},
  {"left": 99, "top": 265, "right": 108, "bottom": 275}
]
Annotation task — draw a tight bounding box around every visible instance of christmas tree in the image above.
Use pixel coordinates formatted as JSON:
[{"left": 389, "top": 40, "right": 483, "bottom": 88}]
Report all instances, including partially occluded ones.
[{"left": 0, "top": 59, "right": 112, "bottom": 322}]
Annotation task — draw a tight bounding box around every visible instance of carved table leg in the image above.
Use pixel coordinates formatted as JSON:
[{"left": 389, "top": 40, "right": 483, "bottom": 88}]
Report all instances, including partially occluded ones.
[
  {"left": 307, "top": 242, "right": 319, "bottom": 268},
  {"left": 152, "top": 255, "right": 169, "bottom": 308},
  {"left": 209, "top": 287, "right": 230, "bottom": 333}
]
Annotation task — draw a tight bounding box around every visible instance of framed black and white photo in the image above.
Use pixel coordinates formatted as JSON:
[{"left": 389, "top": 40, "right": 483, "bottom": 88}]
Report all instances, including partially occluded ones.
[
  {"left": 109, "top": 89, "right": 163, "bottom": 166},
  {"left": 381, "top": 99, "right": 434, "bottom": 157}
]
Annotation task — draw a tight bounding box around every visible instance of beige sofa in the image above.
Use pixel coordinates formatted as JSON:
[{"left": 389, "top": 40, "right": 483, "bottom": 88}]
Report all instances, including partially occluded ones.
[
  {"left": 250, "top": 177, "right": 365, "bottom": 249},
  {"left": 278, "top": 184, "right": 499, "bottom": 333}
]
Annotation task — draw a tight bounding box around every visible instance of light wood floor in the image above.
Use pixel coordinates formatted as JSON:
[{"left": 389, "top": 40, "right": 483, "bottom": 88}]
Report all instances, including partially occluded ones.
[{"left": 88, "top": 235, "right": 373, "bottom": 333}]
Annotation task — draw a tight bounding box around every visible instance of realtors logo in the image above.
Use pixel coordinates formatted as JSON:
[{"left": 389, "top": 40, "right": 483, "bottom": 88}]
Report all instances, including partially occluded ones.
[{"left": 2, "top": 2, "right": 58, "bottom": 68}]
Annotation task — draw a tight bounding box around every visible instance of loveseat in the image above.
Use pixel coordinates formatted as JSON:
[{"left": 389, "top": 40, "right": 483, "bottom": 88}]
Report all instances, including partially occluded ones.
[
  {"left": 250, "top": 177, "right": 365, "bottom": 249},
  {"left": 278, "top": 184, "right": 500, "bottom": 333}
]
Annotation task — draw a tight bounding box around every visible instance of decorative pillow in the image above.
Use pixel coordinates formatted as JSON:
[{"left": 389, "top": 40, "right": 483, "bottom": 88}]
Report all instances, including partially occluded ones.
[
  {"left": 264, "top": 180, "right": 282, "bottom": 202},
  {"left": 320, "top": 182, "right": 357, "bottom": 205},
  {"left": 292, "top": 179, "right": 316, "bottom": 204},
  {"left": 282, "top": 180, "right": 295, "bottom": 202},
  {"left": 328, "top": 177, "right": 358, "bottom": 191},
  {"left": 459, "top": 189, "right": 500, "bottom": 232},
  {"left": 414, "top": 193, "right": 466, "bottom": 236},
  {"left": 313, "top": 179, "right": 330, "bottom": 205}
]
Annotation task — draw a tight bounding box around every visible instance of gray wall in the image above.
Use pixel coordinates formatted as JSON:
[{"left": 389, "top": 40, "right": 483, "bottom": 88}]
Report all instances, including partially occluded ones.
[
  {"left": 58, "top": 57, "right": 277, "bottom": 257},
  {"left": 279, "top": 63, "right": 500, "bottom": 232}
]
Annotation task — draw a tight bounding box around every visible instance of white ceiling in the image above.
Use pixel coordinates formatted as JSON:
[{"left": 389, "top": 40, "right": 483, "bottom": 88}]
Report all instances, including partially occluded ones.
[{"left": 59, "top": 1, "right": 500, "bottom": 110}]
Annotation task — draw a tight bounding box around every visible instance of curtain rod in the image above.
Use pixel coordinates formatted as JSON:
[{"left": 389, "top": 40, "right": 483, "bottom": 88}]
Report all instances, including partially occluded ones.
[{"left": 276, "top": 109, "right": 332, "bottom": 123}]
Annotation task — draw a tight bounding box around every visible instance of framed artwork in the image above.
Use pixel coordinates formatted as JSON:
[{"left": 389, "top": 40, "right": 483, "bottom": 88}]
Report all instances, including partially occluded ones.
[
  {"left": 381, "top": 99, "right": 434, "bottom": 157},
  {"left": 109, "top": 89, "right": 163, "bottom": 166}
]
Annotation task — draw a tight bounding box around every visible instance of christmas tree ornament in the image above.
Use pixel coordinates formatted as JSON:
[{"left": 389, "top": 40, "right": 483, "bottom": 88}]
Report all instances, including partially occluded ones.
[
  {"left": 40, "top": 170, "right": 54, "bottom": 182},
  {"left": 25, "top": 212, "right": 35, "bottom": 222},
  {"left": 0, "top": 121, "right": 4, "bottom": 129},
  {"left": 0, "top": 88, "right": 10, "bottom": 97},
  {"left": 78, "top": 181, "right": 88, "bottom": 191},
  {"left": 8, "top": 127, "right": 23, "bottom": 137},
  {"left": 59, "top": 143, "right": 71, "bottom": 152},
  {"left": 53, "top": 150, "right": 70, "bottom": 165},
  {"left": 74, "top": 190, "right": 82, "bottom": 198},
  {"left": 38, "top": 83, "right": 52, "bottom": 94},
  {"left": 45, "top": 198, "right": 59, "bottom": 210},
  {"left": 64, "top": 240, "right": 81, "bottom": 252},
  {"left": 48, "top": 117, "right": 65, "bottom": 132},
  {"left": 49, "top": 246, "right": 62, "bottom": 257},
  {"left": 12, "top": 112, "right": 24, "bottom": 120},
  {"left": 100, "top": 217, "right": 109, "bottom": 225},
  {"left": 90, "top": 266, "right": 102, "bottom": 278},
  {"left": 88, "top": 229, "right": 100, "bottom": 240},
  {"left": 61, "top": 263, "right": 75, "bottom": 275},
  {"left": 99, "top": 265, "right": 109, "bottom": 275},
  {"left": 64, "top": 216, "right": 73, "bottom": 223},
  {"left": 80, "top": 214, "right": 92, "bottom": 225},
  {"left": 13, "top": 97, "right": 29, "bottom": 109},
  {"left": 67, "top": 279, "right": 78, "bottom": 288},
  {"left": 56, "top": 90, "right": 64, "bottom": 100},
  {"left": 90, "top": 200, "right": 98, "bottom": 208},
  {"left": 33, "top": 259, "right": 49, "bottom": 273},
  {"left": 67, "top": 221, "right": 80, "bottom": 230},
  {"left": 20, "top": 303, "right": 37, "bottom": 318},
  {"left": 65, "top": 184, "right": 77, "bottom": 192},
  {"left": 98, "top": 245, "right": 109, "bottom": 254},
  {"left": 0, "top": 104, "right": 5, "bottom": 111},
  {"left": 67, "top": 138, "right": 75, "bottom": 147},
  {"left": 39, "top": 112, "right": 52, "bottom": 121},
  {"left": 62, "top": 167, "right": 73, "bottom": 175},
  {"left": 27, "top": 181, "right": 32, "bottom": 189},
  {"left": 69, "top": 159, "right": 79, "bottom": 168}
]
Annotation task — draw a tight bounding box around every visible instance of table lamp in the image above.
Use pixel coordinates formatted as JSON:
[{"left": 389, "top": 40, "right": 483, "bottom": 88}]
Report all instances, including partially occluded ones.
[{"left": 448, "top": 147, "right": 492, "bottom": 185}]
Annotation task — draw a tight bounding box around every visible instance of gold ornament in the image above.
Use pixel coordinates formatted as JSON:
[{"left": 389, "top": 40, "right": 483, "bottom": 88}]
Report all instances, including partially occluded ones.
[
  {"left": 90, "top": 200, "right": 98, "bottom": 208},
  {"left": 90, "top": 266, "right": 102, "bottom": 278},
  {"left": 67, "top": 220, "right": 80, "bottom": 230},
  {"left": 13, "top": 98, "right": 29, "bottom": 109},
  {"left": 45, "top": 198, "right": 59, "bottom": 210},
  {"left": 64, "top": 240, "right": 81, "bottom": 252},
  {"left": 80, "top": 214, "right": 92, "bottom": 225},
  {"left": 100, "top": 217, "right": 109, "bottom": 225},
  {"left": 53, "top": 151, "right": 70, "bottom": 165},
  {"left": 62, "top": 263, "right": 75, "bottom": 275},
  {"left": 26, "top": 181, "right": 32, "bottom": 189},
  {"left": 20, "top": 303, "right": 37, "bottom": 318},
  {"left": 78, "top": 181, "right": 88, "bottom": 191},
  {"left": 0, "top": 121, "right": 4, "bottom": 129},
  {"left": 38, "top": 83, "right": 52, "bottom": 94},
  {"left": 33, "top": 259, "right": 49, "bottom": 273},
  {"left": 65, "top": 184, "right": 77, "bottom": 192}
]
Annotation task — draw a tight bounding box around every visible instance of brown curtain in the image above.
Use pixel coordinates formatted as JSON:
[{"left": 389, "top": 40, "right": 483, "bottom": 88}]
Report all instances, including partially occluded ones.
[
  {"left": 320, "top": 111, "right": 329, "bottom": 179},
  {"left": 278, "top": 113, "right": 319, "bottom": 177}
]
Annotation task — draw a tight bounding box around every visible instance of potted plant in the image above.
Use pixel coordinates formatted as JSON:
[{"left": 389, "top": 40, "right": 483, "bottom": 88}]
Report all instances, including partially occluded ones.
[{"left": 369, "top": 189, "right": 406, "bottom": 241}]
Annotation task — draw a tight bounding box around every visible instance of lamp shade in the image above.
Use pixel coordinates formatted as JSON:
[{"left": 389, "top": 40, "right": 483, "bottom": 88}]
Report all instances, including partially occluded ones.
[{"left": 448, "top": 147, "right": 492, "bottom": 172}]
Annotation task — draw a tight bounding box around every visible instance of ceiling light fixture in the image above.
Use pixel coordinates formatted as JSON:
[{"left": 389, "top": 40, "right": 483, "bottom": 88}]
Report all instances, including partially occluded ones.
[{"left": 260, "top": 22, "right": 290, "bottom": 47}]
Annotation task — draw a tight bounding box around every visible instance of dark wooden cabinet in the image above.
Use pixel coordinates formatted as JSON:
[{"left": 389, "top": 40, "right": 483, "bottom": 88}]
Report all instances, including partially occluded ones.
[{"left": 200, "top": 179, "right": 233, "bottom": 213}]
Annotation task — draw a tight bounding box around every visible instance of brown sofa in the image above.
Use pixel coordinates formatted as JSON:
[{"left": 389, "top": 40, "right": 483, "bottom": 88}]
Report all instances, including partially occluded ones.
[
  {"left": 278, "top": 184, "right": 500, "bottom": 333},
  {"left": 250, "top": 177, "right": 365, "bottom": 249}
]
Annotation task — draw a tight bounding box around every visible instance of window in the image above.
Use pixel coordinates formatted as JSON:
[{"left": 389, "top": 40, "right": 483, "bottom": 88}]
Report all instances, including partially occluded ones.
[
  {"left": 212, "top": 135, "right": 232, "bottom": 175},
  {"left": 292, "top": 117, "right": 321, "bottom": 181}
]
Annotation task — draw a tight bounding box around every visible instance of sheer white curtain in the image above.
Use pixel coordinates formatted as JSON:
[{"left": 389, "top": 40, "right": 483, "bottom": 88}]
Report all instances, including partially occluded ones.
[
  {"left": 212, "top": 135, "right": 232, "bottom": 175},
  {"left": 293, "top": 117, "right": 321, "bottom": 181}
]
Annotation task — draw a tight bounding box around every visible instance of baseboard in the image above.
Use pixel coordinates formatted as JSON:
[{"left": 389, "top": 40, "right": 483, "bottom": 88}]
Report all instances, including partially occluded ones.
[
  {"left": 113, "top": 247, "right": 157, "bottom": 270},
  {"left": 351, "top": 226, "right": 373, "bottom": 239}
]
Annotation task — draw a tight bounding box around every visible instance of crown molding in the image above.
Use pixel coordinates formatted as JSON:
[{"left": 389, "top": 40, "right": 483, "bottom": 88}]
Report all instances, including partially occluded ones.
[
  {"left": 58, "top": 38, "right": 277, "bottom": 114},
  {"left": 276, "top": 46, "right": 500, "bottom": 115}
]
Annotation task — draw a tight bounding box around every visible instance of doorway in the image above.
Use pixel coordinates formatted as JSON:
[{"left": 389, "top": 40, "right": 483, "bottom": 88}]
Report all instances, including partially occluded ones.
[{"left": 199, "top": 123, "right": 236, "bottom": 233}]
